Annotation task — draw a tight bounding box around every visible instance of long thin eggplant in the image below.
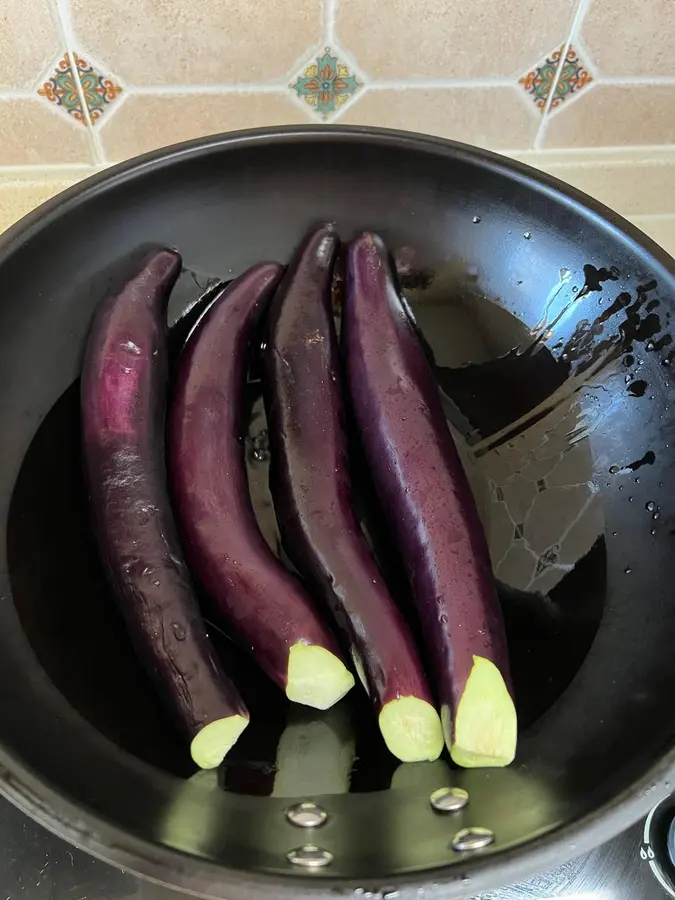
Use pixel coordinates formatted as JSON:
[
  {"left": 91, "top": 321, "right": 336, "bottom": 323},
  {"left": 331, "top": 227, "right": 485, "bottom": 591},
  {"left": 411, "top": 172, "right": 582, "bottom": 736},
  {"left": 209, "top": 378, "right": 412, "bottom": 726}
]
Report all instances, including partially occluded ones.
[
  {"left": 81, "top": 249, "right": 249, "bottom": 769},
  {"left": 264, "top": 227, "right": 443, "bottom": 762},
  {"left": 169, "top": 262, "right": 354, "bottom": 711},
  {"left": 343, "top": 234, "right": 517, "bottom": 768}
]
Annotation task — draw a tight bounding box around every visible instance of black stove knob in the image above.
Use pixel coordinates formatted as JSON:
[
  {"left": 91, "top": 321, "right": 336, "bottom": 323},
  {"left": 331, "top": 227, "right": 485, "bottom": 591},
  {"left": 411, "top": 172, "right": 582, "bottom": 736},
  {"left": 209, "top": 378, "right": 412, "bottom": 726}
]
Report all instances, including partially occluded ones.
[{"left": 643, "top": 796, "right": 675, "bottom": 897}]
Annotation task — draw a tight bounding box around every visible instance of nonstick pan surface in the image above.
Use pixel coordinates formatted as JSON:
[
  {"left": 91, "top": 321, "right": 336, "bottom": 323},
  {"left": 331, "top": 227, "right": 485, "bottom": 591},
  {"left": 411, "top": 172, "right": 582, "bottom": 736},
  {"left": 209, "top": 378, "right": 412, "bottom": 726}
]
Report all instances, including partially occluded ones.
[{"left": 1, "top": 126, "right": 675, "bottom": 900}]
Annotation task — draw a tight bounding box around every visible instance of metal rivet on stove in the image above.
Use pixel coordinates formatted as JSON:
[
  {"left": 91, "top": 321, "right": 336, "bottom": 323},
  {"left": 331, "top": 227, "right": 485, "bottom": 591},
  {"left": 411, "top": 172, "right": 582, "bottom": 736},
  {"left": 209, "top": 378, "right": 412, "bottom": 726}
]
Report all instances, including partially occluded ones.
[
  {"left": 286, "top": 801, "right": 328, "bottom": 828},
  {"left": 429, "top": 786, "right": 469, "bottom": 812},
  {"left": 287, "top": 844, "right": 334, "bottom": 868},
  {"left": 451, "top": 827, "right": 495, "bottom": 852}
]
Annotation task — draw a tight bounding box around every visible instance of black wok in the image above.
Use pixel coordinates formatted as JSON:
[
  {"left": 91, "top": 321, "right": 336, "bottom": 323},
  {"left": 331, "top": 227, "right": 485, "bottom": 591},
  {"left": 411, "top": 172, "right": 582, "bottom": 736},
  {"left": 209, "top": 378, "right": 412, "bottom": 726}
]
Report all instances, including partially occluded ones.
[{"left": 1, "top": 126, "right": 674, "bottom": 899}]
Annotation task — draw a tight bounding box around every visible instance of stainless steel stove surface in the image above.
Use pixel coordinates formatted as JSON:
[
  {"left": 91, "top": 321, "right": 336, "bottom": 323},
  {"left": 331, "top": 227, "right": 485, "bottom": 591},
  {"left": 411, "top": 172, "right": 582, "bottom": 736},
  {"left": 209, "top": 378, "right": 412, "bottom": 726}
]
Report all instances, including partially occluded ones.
[{"left": 1, "top": 794, "right": 672, "bottom": 900}]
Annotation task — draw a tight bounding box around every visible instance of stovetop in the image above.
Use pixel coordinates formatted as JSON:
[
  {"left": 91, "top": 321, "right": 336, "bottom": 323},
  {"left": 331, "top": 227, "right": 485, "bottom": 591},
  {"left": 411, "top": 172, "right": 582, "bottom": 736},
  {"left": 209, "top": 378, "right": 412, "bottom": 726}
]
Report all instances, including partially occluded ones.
[{"left": 0, "top": 795, "right": 670, "bottom": 900}]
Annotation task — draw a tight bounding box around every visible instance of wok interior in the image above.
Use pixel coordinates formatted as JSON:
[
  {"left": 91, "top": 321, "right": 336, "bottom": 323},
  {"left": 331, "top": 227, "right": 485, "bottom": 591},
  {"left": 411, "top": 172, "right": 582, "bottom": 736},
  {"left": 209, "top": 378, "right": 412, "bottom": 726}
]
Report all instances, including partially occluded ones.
[{"left": 2, "top": 132, "right": 675, "bottom": 880}]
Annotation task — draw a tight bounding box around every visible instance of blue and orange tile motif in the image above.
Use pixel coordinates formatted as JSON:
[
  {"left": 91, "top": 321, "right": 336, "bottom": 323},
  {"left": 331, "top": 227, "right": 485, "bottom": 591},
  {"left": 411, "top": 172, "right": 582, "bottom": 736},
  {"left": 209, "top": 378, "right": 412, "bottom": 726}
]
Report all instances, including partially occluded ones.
[
  {"left": 73, "top": 54, "right": 123, "bottom": 123},
  {"left": 519, "top": 45, "right": 593, "bottom": 113},
  {"left": 37, "top": 53, "right": 122, "bottom": 126},
  {"left": 291, "top": 49, "right": 360, "bottom": 118},
  {"left": 37, "top": 55, "right": 87, "bottom": 123}
]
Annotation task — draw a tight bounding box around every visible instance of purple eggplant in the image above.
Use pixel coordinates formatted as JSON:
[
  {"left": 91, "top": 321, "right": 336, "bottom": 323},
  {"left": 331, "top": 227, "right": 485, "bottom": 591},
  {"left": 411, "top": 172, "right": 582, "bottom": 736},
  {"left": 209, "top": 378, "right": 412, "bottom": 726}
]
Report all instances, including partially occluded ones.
[
  {"left": 264, "top": 227, "right": 443, "bottom": 762},
  {"left": 343, "top": 234, "right": 517, "bottom": 768},
  {"left": 168, "top": 262, "right": 354, "bottom": 710},
  {"left": 81, "top": 249, "right": 249, "bottom": 769}
]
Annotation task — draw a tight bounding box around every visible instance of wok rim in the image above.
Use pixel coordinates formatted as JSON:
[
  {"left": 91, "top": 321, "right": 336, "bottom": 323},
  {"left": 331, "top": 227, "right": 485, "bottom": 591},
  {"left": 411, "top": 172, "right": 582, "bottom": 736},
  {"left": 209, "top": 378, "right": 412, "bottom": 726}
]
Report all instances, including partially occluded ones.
[{"left": 1, "top": 124, "right": 674, "bottom": 899}]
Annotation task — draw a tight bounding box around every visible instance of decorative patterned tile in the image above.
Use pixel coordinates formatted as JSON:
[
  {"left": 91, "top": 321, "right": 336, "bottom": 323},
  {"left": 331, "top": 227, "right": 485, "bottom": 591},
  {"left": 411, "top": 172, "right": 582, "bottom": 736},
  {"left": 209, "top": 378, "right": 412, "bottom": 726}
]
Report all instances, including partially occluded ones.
[
  {"left": 290, "top": 48, "right": 361, "bottom": 120},
  {"left": 36, "top": 52, "right": 122, "bottom": 126},
  {"left": 519, "top": 45, "right": 593, "bottom": 113},
  {"left": 72, "top": 53, "right": 123, "bottom": 124},
  {"left": 37, "top": 54, "right": 87, "bottom": 124}
]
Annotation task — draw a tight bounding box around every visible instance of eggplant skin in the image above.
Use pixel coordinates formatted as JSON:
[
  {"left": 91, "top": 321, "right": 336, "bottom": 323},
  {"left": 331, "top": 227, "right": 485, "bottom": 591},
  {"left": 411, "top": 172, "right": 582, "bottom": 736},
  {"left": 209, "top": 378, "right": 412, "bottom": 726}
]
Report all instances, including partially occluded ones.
[
  {"left": 168, "top": 262, "right": 354, "bottom": 711},
  {"left": 81, "top": 249, "right": 249, "bottom": 770},
  {"left": 264, "top": 227, "right": 443, "bottom": 762},
  {"left": 343, "top": 234, "right": 517, "bottom": 768}
]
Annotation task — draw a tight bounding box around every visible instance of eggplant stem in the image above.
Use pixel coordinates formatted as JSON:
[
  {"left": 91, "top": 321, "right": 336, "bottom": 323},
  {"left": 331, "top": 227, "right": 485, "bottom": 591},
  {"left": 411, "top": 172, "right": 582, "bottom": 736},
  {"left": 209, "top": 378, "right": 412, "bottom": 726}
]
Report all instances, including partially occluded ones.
[
  {"left": 286, "top": 642, "right": 355, "bottom": 710},
  {"left": 190, "top": 715, "right": 250, "bottom": 769},
  {"left": 446, "top": 656, "right": 517, "bottom": 768},
  {"left": 379, "top": 696, "right": 444, "bottom": 763}
]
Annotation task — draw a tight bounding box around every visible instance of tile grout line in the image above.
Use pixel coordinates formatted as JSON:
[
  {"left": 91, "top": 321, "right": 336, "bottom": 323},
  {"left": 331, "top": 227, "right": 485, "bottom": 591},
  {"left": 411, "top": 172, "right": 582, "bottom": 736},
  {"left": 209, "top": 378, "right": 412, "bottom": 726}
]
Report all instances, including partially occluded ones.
[
  {"left": 601, "top": 75, "right": 675, "bottom": 86},
  {"left": 53, "top": 0, "right": 105, "bottom": 165},
  {"left": 535, "top": 0, "right": 591, "bottom": 151},
  {"left": 131, "top": 83, "right": 288, "bottom": 96},
  {"left": 3, "top": 73, "right": 675, "bottom": 104},
  {"left": 324, "top": 0, "right": 337, "bottom": 45},
  {"left": 369, "top": 77, "right": 515, "bottom": 90},
  {"left": 42, "top": 0, "right": 98, "bottom": 165}
]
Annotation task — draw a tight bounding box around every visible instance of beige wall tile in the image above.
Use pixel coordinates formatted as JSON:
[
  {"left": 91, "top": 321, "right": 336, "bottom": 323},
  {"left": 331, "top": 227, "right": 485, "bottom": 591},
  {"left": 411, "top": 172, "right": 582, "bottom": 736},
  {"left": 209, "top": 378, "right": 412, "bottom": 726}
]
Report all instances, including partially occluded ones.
[
  {"left": 581, "top": 0, "right": 675, "bottom": 77},
  {"left": 0, "top": 100, "right": 91, "bottom": 165},
  {"left": 0, "top": 182, "right": 79, "bottom": 234},
  {"left": 630, "top": 215, "right": 675, "bottom": 258},
  {"left": 541, "top": 159, "right": 675, "bottom": 217},
  {"left": 70, "top": 0, "right": 321, "bottom": 86},
  {"left": 543, "top": 85, "right": 675, "bottom": 149},
  {"left": 0, "top": 0, "right": 61, "bottom": 90},
  {"left": 337, "top": 0, "right": 576, "bottom": 79},
  {"left": 100, "top": 93, "right": 313, "bottom": 162},
  {"left": 339, "top": 87, "right": 539, "bottom": 150}
]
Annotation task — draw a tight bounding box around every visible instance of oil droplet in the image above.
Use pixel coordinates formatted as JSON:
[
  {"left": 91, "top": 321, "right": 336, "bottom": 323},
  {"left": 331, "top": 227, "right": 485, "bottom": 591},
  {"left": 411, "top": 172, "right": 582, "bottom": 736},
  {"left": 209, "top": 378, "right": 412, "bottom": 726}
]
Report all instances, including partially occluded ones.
[
  {"left": 251, "top": 430, "right": 270, "bottom": 462},
  {"left": 628, "top": 496, "right": 634, "bottom": 502},
  {"left": 153, "top": 580, "right": 160, "bottom": 587},
  {"left": 172, "top": 623, "right": 187, "bottom": 641},
  {"left": 609, "top": 465, "right": 620, "bottom": 474},
  {"left": 260, "top": 341, "right": 267, "bottom": 351},
  {"left": 523, "top": 232, "right": 532, "bottom": 240},
  {"left": 653, "top": 511, "right": 660, "bottom": 520},
  {"left": 562, "top": 353, "right": 569, "bottom": 362},
  {"left": 646, "top": 341, "right": 655, "bottom": 351},
  {"left": 472, "top": 215, "right": 482, "bottom": 224},
  {"left": 612, "top": 531, "right": 618, "bottom": 536},
  {"left": 646, "top": 501, "right": 656, "bottom": 512},
  {"left": 624, "top": 566, "right": 632, "bottom": 574},
  {"left": 625, "top": 374, "right": 633, "bottom": 384},
  {"left": 618, "top": 485, "right": 624, "bottom": 491},
  {"left": 635, "top": 477, "right": 640, "bottom": 484},
  {"left": 572, "top": 286, "right": 579, "bottom": 292},
  {"left": 651, "top": 529, "right": 657, "bottom": 535},
  {"left": 516, "top": 279, "right": 523, "bottom": 285}
]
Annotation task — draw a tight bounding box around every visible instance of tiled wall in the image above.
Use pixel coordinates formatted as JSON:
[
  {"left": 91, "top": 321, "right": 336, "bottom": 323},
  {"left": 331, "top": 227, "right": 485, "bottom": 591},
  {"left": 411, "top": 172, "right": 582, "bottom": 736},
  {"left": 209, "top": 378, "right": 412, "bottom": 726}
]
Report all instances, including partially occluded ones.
[{"left": 1, "top": 0, "right": 674, "bottom": 167}]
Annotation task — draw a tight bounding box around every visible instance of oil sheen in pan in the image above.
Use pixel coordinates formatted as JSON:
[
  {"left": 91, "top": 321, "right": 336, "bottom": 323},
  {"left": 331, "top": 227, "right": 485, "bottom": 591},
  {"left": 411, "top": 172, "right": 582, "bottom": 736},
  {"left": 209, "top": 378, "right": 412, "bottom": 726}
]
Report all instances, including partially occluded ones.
[{"left": 7, "top": 256, "right": 672, "bottom": 795}]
